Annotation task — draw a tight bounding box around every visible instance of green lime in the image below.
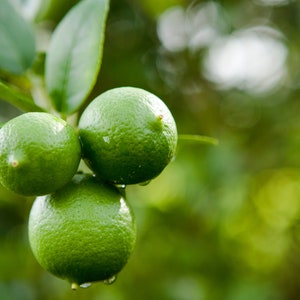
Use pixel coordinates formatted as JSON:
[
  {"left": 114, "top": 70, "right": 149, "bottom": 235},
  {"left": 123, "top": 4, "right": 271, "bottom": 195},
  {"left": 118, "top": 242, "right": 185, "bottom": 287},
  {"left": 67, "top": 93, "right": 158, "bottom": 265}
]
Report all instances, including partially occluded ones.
[
  {"left": 28, "top": 174, "right": 136, "bottom": 289},
  {"left": 0, "top": 112, "right": 81, "bottom": 196},
  {"left": 78, "top": 87, "right": 177, "bottom": 185}
]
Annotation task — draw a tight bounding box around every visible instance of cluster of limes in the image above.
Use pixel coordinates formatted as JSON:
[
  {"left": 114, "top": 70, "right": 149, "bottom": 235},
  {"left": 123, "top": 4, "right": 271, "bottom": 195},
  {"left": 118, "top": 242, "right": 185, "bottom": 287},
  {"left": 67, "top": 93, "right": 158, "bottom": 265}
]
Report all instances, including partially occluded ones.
[{"left": 0, "top": 87, "right": 177, "bottom": 289}]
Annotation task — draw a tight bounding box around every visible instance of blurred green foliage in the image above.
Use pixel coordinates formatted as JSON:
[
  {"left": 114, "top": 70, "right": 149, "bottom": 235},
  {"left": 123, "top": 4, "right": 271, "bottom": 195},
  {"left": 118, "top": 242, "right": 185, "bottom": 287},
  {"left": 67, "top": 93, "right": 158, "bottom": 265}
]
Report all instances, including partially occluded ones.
[{"left": 1, "top": 0, "right": 300, "bottom": 299}]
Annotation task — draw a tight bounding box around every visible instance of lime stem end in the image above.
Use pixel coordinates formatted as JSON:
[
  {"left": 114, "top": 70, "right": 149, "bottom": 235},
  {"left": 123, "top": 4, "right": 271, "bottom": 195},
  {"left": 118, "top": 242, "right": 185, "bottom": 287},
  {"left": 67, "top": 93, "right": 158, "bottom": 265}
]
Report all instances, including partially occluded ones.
[{"left": 11, "top": 160, "right": 19, "bottom": 168}]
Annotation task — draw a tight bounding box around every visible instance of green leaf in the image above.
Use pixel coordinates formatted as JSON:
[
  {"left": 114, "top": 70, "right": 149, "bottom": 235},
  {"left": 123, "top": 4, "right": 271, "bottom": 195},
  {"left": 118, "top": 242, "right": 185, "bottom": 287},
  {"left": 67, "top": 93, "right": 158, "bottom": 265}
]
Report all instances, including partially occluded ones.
[
  {"left": 0, "top": 81, "right": 45, "bottom": 112},
  {"left": 178, "top": 134, "right": 219, "bottom": 146},
  {"left": 45, "top": 0, "right": 110, "bottom": 115},
  {"left": 0, "top": 0, "right": 36, "bottom": 74}
]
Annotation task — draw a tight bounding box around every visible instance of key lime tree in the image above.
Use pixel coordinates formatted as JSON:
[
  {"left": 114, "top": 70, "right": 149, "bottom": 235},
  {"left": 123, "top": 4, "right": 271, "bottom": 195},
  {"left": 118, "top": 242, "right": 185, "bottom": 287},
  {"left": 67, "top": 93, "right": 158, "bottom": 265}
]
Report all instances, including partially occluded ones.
[{"left": 0, "top": 0, "right": 217, "bottom": 290}]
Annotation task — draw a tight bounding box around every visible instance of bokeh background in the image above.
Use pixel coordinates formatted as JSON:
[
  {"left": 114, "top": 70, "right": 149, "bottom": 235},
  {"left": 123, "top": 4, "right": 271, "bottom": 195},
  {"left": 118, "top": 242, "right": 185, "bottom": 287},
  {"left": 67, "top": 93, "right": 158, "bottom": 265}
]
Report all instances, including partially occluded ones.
[{"left": 1, "top": 0, "right": 300, "bottom": 299}]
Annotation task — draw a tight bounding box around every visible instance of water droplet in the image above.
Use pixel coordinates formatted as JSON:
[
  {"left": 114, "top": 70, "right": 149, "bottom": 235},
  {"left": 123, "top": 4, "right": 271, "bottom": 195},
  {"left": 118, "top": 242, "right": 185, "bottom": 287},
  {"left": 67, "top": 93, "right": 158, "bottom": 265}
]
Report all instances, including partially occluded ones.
[
  {"left": 116, "top": 184, "right": 126, "bottom": 189},
  {"left": 103, "top": 136, "right": 110, "bottom": 143},
  {"left": 71, "top": 283, "right": 79, "bottom": 290},
  {"left": 80, "top": 282, "right": 92, "bottom": 289},
  {"left": 139, "top": 180, "right": 151, "bottom": 186},
  {"left": 103, "top": 275, "right": 117, "bottom": 285}
]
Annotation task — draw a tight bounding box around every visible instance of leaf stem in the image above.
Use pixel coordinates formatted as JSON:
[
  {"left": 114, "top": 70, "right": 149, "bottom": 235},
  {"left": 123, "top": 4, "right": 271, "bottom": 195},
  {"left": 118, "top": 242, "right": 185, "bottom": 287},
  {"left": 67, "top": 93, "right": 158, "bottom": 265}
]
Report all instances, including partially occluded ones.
[
  {"left": 178, "top": 134, "right": 219, "bottom": 146},
  {"left": 0, "top": 81, "right": 45, "bottom": 112}
]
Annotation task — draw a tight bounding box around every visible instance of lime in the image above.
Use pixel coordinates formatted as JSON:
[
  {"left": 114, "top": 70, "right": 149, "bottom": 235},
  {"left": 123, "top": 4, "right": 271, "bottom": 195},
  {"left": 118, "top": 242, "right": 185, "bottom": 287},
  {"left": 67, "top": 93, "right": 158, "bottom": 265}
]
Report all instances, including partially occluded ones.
[
  {"left": 78, "top": 87, "right": 177, "bottom": 185},
  {"left": 28, "top": 174, "right": 136, "bottom": 289},
  {"left": 0, "top": 112, "right": 81, "bottom": 196}
]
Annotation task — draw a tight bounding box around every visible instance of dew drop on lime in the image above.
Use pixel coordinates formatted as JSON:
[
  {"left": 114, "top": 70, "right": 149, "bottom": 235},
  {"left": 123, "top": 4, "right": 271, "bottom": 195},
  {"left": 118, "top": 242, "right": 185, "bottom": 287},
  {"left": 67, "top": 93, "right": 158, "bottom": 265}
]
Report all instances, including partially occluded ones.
[
  {"left": 103, "top": 275, "right": 117, "bottom": 285},
  {"left": 80, "top": 282, "right": 92, "bottom": 289},
  {"left": 116, "top": 184, "right": 126, "bottom": 189},
  {"left": 71, "top": 283, "right": 79, "bottom": 290},
  {"left": 139, "top": 180, "right": 151, "bottom": 186}
]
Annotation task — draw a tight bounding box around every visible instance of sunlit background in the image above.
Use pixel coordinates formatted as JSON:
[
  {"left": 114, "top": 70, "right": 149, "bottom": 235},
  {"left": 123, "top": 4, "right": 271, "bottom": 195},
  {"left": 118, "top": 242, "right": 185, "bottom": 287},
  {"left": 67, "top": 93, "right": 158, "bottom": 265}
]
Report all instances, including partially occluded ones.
[{"left": 1, "top": 0, "right": 300, "bottom": 299}]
